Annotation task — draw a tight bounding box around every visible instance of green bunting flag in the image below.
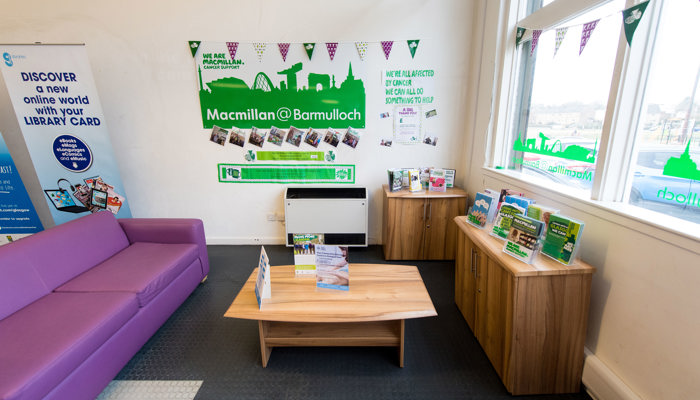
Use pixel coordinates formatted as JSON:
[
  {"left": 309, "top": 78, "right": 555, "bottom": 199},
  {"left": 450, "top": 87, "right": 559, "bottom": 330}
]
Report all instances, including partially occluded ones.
[
  {"left": 407, "top": 40, "right": 420, "bottom": 58},
  {"left": 515, "top": 27, "right": 526, "bottom": 46},
  {"left": 303, "top": 43, "right": 315, "bottom": 60},
  {"left": 622, "top": 1, "right": 649, "bottom": 46},
  {"left": 188, "top": 41, "right": 201, "bottom": 58}
]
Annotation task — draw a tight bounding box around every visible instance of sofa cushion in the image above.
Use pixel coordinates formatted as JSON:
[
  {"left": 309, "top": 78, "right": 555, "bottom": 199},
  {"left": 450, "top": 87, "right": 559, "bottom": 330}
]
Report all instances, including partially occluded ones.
[
  {"left": 56, "top": 242, "right": 200, "bottom": 307},
  {"left": 0, "top": 291, "right": 138, "bottom": 400},
  {"left": 0, "top": 242, "right": 49, "bottom": 320},
  {"left": 25, "top": 211, "right": 130, "bottom": 290}
]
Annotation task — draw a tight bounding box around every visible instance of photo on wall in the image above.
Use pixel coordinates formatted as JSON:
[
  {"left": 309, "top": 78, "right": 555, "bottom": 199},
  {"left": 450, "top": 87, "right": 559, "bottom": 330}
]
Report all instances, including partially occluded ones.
[
  {"left": 267, "top": 126, "right": 285, "bottom": 146},
  {"left": 249, "top": 127, "right": 266, "bottom": 148},
  {"left": 304, "top": 128, "right": 322, "bottom": 148},
  {"left": 209, "top": 125, "right": 228, "bottom": 146},
  {"left": 286, "top": 126, "right": 304, "bottom": 147},
  {"left": 229, "top": 128, "right": 246, "bottom": 147},
  {"left": 323, "top": 129, "right": 340, "bottom": 147},
  {"left": 342, "top": 127, "right": 361, "bottom": 149}
]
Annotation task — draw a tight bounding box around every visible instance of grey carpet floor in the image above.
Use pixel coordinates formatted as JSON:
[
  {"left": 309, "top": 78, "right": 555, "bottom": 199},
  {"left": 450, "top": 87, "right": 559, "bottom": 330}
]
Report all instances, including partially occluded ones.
[{"left": 114, "top": 245, "right": 592, "bottom": 400}]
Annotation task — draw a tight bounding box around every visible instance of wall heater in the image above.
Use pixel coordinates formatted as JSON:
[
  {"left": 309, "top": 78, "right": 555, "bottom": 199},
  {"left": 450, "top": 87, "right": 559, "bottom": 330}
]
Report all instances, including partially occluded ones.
[{"left": 284, "top": 187, "right": 368, "bottom": 246}]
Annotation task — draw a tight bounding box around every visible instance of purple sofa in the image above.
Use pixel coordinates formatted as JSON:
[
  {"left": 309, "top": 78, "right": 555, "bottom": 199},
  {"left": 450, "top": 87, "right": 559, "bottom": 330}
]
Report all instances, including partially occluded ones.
[{"left": 0, "top": 211, "right": 209, "bottom": 400}]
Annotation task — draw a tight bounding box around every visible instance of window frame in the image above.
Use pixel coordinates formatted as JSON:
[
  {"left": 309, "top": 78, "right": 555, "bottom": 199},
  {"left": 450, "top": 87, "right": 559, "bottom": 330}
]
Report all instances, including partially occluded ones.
[{"left": 483, "top": 0, "right": 700, "bottom": 246}]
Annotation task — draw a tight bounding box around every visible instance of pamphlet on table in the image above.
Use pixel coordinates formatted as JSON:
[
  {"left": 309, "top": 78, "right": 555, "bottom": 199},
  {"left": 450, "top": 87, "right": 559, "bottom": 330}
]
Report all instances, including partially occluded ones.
[{"left": 315, "top": 244, "right": 349, "bottom": 291}]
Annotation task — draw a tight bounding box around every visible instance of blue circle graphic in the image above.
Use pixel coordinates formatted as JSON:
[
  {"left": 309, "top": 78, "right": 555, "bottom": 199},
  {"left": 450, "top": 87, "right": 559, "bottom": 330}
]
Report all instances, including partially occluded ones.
[{"left": 52, "top": 134, "right": 93, "bottom": 172}]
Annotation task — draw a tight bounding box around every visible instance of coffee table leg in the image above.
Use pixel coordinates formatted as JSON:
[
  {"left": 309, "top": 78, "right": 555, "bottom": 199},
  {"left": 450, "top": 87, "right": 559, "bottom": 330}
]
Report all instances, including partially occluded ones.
[
  {"left": 258, "top": 320, "right": 272, "bottom": 367},
  {"left": 399, "top": 319, "right": 405, "bottom": 368}
]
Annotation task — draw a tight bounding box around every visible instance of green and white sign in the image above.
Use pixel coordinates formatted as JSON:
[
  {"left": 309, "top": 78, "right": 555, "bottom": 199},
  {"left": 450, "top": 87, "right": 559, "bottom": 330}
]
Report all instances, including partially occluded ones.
[
  {"left": 218, "top": 164, "right": 355, "bottom": 184},
  {"left": 256, "top": 151, "right": 324, "bottom": 161},
  {"left": 193, "top": 42, "right": 366, "bottom": 129}
]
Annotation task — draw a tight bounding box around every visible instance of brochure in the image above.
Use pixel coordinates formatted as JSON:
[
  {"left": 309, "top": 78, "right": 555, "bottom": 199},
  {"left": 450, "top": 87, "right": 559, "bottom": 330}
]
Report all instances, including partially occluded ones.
[
  {"left": 293, "top": 234, "right": 324, "bottom": 275},
  {"left": 401, "top": 168, "right": 411, "bottom": 187},
  {"left": 429, "top": 168, "right": 446, "bottom": 192},
  {"left": 503, "top": 194, "right": 535, "bottom": 211},
  {"left": 498, "top": 189, "right": 524, "bottom": 211},
  {"left": 408, "top": 169, "right": 422, "bottom": 192},
  {"left": 419, "top": 167, "right": 432, "bottom": 189},
  {"left": 491, "top": 203, "right": 525, "bottom": 240},
  {"left": 503, "top": 215, "right": 545, "bottom": 264},
  {"left": 527, "top": 204, "right": 560, "bottom": 226},
  {"left": 541, "top": 215, "right": 585, "bottom": 265},
  {"left": 444, "top": 169, "right": 456, "bottom": 188},
  {"left": 467, "top": 191, "right": 499, "bottom": 227},
  {"left": 387, "top": 169, "right": 403, "bottom": 192},
  {"left": 255, "top": 246, "right": 271, "bottom": 309},
  {"left": 315, "top": 244, "right": 349, "bottom": 291}
]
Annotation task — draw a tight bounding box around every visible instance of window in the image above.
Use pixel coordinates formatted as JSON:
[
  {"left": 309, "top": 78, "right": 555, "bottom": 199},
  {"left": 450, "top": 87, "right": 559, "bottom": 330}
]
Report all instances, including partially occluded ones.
[
  {"left": 507, "top": 0, "right": 624, "bottom": 194},
  {"left": 627, "top": 1, "right": 700, "bottom": 224},
  {"left": 496, "top": 0, "right": 700, "bottom": 228}
]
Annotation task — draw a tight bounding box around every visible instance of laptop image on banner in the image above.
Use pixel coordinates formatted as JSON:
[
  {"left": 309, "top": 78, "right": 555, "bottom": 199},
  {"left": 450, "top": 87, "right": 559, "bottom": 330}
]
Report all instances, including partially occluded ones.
[{"left": 44, "top": 189, "right": 89, "bottom": 213}]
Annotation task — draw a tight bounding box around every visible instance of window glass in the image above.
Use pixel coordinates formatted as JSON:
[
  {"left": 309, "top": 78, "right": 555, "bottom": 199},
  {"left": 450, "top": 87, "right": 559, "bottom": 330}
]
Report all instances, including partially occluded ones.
[
  {"left": 507, "top": 1, "right": 624, "bottom": 193},
  {"left": 628, "top": 1, "right": 700, "bottom": 224}
]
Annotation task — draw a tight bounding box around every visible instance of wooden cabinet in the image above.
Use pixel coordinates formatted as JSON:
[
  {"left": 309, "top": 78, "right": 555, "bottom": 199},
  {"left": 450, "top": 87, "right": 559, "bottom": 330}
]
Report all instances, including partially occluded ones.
[
  {"left": 454, "top": 216, "right": 594, "bottom": 395},
  {"left": 382, "top": 185, "right": 466, "bottom": 260}
]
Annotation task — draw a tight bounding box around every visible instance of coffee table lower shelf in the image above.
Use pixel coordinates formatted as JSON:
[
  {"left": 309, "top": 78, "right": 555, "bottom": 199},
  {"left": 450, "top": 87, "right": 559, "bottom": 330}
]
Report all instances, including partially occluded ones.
[{"left": 258, "top": 319, "right": 405, "bottom": 367}]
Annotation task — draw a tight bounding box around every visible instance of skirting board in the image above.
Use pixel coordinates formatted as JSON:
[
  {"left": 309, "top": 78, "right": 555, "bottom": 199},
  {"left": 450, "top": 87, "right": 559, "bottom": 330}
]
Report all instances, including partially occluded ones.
[{"left": 582, "top": 348, "right": 642, "bottom": 400}]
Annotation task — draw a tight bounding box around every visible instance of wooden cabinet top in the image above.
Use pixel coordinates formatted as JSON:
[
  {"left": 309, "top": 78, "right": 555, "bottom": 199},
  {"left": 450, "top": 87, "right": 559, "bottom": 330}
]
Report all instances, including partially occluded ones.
[
  {"left": 454, "top": 216, "right": 595, "bottom": 277},
  {"left": 383, "top": 185, "right": 468, "bottom": 199}
]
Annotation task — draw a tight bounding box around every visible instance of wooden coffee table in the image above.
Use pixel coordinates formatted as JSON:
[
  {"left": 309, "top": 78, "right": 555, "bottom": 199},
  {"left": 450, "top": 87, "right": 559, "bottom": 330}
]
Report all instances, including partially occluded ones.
[{"left": 224, "top": 263, "right": 437, "bottom": 367}]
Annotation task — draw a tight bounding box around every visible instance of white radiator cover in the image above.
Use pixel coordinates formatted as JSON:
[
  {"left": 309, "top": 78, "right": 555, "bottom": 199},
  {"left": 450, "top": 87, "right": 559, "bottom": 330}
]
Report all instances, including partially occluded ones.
[{"left": 284, "top": 187, "right": 368, "bottom": 246}]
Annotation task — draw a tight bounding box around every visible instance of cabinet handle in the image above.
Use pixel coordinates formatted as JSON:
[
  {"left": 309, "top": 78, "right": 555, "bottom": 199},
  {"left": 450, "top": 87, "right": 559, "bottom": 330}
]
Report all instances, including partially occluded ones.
[
  {"left": 470, "top": 248, "right": 475, "bottom": 277},
  {"left": 428, "top": 202, "right": 432, "bottom": 221},
  {"left": 422, "top": 202, "right": 427, "bottom": 221},
  {"left": 473, "top": 250, "right": 478, "bottom": 279}
]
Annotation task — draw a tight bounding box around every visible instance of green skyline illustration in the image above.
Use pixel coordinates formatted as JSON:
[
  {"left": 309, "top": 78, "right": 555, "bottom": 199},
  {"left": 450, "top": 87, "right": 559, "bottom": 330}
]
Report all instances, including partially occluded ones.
[
  {"left": 198, "top": 62, "right": 365, "bottom": 129},
  {"left": 663, "top": 140, "right": 700, "bottom": 181},
  {"left": 513, "top": 132, "right": 598, "bottom": 164}
]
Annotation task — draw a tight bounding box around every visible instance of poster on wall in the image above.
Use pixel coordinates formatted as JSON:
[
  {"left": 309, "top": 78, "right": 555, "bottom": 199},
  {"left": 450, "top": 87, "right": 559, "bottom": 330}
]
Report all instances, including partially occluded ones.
[
  {"left": 0, "top": 131, "right": 43, "bottom": 244},
  {"left": 191, "top": 41, "right": 367, "bottom": 130},
  {"left": 382, "top": 67, "right": 436, "bottom": 143},
  {"left": 0, "top": 44, "right": 131, "bottom": 225}
]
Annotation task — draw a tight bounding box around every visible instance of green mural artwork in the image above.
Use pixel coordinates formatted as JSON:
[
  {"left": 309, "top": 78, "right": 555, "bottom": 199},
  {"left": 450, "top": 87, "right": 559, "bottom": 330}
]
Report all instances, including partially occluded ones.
[
  {"left": 663, "top": 141, "right": 700, "bottom": 181},
  {"left": 193, "top": 41, "right": 366, "bottom": 130},
  {"left": 513, "top": 132, "right": 598, "bottom": 163}
]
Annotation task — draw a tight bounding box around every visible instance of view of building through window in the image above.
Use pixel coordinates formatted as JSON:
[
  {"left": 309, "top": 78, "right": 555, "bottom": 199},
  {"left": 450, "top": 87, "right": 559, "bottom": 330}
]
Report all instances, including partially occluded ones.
[{"left": 627, "top": 0, "right": 700, "bottom": 224}]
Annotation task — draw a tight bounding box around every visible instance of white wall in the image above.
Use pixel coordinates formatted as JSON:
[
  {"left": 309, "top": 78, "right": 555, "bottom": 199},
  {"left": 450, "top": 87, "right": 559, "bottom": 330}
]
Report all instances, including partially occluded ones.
[
  {"left": 0, "top": 0, "right": 473, "bottom": 244},
  {"left": 463, "top": 1, "right": 700, "bottom": 399}
]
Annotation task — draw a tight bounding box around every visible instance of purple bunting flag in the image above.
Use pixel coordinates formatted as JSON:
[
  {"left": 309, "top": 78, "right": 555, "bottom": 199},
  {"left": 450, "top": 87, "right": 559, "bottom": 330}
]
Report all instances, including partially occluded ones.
[
  {"left": 530, "top": 30, "right": 542, "bottom": 56},
  {"left": 326, "top": 42, "right": 338, "bottom": 61},
  {"left": 381, "top": 41, "right": 394, "bottom": 60},
  {"left": 226, "top": 42, "right": 239, "bottom": 60},
  {"left": 278, "top": 43, "right": 290, "bottom": 62},
  {"left": 579, "top": 19, "right": 600, "bottom": 56}
]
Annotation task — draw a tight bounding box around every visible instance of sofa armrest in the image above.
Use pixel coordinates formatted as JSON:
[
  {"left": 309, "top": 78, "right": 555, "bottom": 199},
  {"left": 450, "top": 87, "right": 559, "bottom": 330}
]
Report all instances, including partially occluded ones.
[{"left": 118, "top": 218, "right": 210, "bottom": 278}]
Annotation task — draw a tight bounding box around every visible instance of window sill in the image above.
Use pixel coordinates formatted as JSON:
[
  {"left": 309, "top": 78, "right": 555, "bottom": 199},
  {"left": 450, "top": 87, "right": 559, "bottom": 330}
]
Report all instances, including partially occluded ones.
[{"left": 482, "top": 167, "right": 700, "bottom": 255}]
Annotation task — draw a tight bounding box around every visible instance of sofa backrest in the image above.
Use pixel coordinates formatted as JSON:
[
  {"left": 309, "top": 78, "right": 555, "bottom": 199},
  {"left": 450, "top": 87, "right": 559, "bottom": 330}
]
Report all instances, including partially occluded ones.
[
  {"left": 24, "top": 211, "right": 130, "bottom": 290},
  {"left": 0, "top": 242, "right": 50, "bottom": 320}
]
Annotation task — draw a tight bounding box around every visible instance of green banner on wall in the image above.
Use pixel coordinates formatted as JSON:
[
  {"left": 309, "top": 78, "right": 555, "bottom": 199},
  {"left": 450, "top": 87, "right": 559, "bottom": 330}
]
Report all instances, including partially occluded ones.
[
  {"left": 256, "top": 151, "right": 324, "bottom": 161},
  {"left": 218, "top": 164, "right": 354, "bottom": 183},
  {"left": 193, "top": 42, "right": 366, "bottom": 129}
]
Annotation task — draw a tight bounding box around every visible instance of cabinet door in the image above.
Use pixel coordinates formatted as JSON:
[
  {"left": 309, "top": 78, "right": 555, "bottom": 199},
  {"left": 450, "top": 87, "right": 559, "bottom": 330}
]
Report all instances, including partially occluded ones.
[
  {"left": 383, "top": 197, "right": 426, "bottom": 260},
  {"left": 475, "top": 255, "right": 512, "bottom": 379},
  {"left": 423, "top": 197, "right": 465, "bottom": 259},
  {"left": 455, "top": 232, "right": 478, "bottom": 331}
]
